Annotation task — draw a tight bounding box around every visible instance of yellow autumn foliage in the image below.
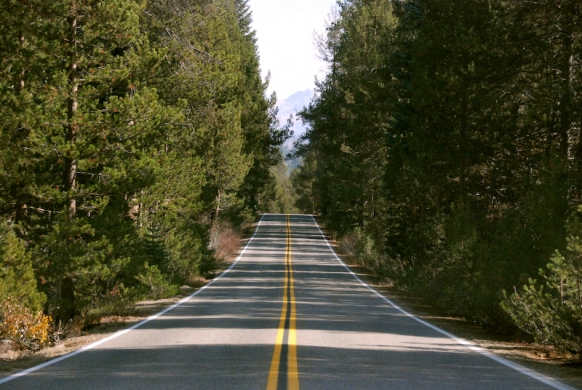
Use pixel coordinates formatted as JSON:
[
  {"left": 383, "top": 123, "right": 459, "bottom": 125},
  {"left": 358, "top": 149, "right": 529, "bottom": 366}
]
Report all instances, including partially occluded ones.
[{"left": 0, "top": 298, "right": 52, "bottom": 351}]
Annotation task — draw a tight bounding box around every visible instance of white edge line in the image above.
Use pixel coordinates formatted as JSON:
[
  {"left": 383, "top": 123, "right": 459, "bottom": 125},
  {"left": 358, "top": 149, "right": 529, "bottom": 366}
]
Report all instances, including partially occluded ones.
[
  {"left": 0, "top": 214, "right": 266, "bottom": 386},
  {"left": 309, "top": 215, "right": 577, "bottom": 390}
]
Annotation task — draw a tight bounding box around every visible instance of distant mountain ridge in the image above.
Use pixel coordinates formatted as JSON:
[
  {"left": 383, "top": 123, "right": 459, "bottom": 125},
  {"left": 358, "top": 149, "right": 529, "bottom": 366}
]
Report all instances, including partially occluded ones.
[{"left": 276, "top": 89, "right": 313, "bottom": 158}]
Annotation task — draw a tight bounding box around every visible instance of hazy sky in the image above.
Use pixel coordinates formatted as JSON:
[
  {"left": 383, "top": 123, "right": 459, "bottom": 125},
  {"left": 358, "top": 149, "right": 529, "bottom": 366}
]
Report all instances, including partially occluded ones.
[{"left": 248, "top": 0, "right": 336, "bottom": 100}]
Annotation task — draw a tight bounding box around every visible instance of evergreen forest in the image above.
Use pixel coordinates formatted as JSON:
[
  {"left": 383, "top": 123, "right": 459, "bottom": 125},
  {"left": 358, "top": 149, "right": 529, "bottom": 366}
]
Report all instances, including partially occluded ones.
[
  {"left": 292, "top": 0, "right": 582, "bottom": 357},
  {"left": 2, "top": 0, "right": 582, "bottom": 361},
  {"left": 0, "top": 0, "right": 291, "bottom": 348}
]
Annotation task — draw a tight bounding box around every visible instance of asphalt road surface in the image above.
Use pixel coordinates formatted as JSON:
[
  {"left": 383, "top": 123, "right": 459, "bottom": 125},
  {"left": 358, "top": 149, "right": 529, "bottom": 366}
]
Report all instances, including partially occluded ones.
[{"left": 0, "top": 214, "right": 575, "bottom": 389}]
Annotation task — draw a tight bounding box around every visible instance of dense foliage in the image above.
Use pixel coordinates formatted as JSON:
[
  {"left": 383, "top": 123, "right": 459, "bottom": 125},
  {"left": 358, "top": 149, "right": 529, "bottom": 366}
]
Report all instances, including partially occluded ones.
[
  {"left": 293, "top": 0, "right": 582, "bottom": 353},
  {"left": 0, "top": 0, "right": 289, "bottom": 336}
]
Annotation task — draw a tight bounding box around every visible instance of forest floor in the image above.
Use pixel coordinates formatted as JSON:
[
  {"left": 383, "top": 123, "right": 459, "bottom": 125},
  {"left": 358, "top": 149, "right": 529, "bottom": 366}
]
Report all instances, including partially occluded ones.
[{"left": 1, "top": 219, "right": 581, "bottom": 388}]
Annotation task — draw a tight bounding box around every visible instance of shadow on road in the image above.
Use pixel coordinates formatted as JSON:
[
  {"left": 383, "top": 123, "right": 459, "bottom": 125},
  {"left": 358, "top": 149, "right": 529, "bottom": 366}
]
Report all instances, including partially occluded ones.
[{"left": 0, "top": 215, "right": 565, "bottom": 390}]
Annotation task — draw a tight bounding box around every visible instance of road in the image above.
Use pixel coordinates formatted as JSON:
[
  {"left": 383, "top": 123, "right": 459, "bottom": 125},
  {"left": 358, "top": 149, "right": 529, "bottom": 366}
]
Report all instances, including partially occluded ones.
[{"left": 0, "top": 214, "right": 575, "bottom": 389}]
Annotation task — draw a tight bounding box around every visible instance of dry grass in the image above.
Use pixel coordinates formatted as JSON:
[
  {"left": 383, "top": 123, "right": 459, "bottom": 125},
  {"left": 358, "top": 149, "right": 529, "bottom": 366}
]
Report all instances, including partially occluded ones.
[
  {"left": 339, "top": 230, "right": 359, "bottom": 256},
  {"left": 186, "top": 275, "right": 208, "bottom": 288},
  {"left": 210, "top": 224, "right": 241, "bottom": 261}
]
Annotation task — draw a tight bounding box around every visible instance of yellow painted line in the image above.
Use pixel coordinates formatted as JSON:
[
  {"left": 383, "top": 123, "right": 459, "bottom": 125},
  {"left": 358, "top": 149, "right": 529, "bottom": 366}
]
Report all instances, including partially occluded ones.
[
  {"left": 287, "top": 214, "right": 299, "bottom": 389},
  {"left": 266, "top": 215, "right": 299, "bottom": 390},
  {"left": 266, "top": 257, "right": 288, "bottom": 390}
]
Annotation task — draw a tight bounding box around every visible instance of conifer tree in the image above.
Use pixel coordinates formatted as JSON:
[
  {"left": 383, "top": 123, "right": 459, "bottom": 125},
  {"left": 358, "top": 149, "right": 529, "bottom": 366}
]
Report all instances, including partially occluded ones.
[
  {"left": 0, "top": 0, "right": 296, "bottom": 326},
  {"left": 2, "top": 0, "right": 180, "bottom": 320},
  {"left": 294, "top": 0, "right": 582, "bottom": 330},
  {"left": 0, "top": 225, "right": 46, "bottom": 312}
]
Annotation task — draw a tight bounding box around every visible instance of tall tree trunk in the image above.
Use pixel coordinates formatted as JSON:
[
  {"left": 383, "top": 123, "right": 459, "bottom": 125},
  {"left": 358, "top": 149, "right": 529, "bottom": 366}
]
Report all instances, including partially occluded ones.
[
  {"left": 59, "top": 4, "right": 79, "bottom": 321},
  {"left": 559, "top": 19, "right": 573, "bottom": 158},
  {"left": 64, "top": 6, "right": 78, "bottom": 221},
  {"left": 459, "top": 82, "right": 468, "bottom": 200},
  {"left": 18, "top": 31, "right": 25, "bottom": 91},
  {"left": 215, "top": 189, "right": 221, "bottom": 221},
  {"left": 14, "top": 30, "right": 27, "bottom": 225}
]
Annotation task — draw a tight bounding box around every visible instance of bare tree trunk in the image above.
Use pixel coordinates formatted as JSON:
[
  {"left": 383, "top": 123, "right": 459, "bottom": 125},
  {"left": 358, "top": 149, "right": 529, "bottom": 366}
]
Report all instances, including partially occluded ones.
[
  {"left": 19, "top": 31, "right": 25, "bottom": 90},
  {"left": 59, "top": 4, "right": 79, "bottom": 322},
  {"left": 215, "top": 189, "right": 221, "bottom": 221},
  {"left": 559, "top": 26, "right": 573, "bottom": 158},
  {"left": 64, "top": 6, "right": 78, "bottom": 221},
  {"left": 14, "top": 30, "right": 27, "bottom": 225}
]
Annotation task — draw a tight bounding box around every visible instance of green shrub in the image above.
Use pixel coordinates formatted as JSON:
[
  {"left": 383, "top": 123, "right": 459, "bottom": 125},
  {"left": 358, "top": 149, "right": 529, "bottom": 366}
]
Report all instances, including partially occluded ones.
[
  {"left": 136, "top": 262, "right": 179, "bottom": 300},
  {"left": 0, "top": 229, "right": 46, "bottom": 312},
  {"left": 341, "top": 227, "right": 389, "bottom": 279},
  {"left": 502, "top": 206, "right": 582, "bottom": 357}
]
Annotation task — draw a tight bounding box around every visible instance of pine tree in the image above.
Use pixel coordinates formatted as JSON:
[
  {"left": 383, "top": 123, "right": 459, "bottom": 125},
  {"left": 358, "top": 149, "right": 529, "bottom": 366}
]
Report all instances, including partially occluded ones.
[
  {"left": 503, "top": 205, "right": 582, "bottom": 357},
  {"left": 294, "top": 0, "right": 582, "bottom": 329},
  {"left": 1, "top": 0, "right": 180, "bottom": 321},
  {"left": 298, "top": 0, "right": 394, "bottom": 232},
  {"left": 0, "top": 225, "right": 46, "bottom": 312},
  {"left": 0, "top": 0, "right": 294, "bottom": 325}
]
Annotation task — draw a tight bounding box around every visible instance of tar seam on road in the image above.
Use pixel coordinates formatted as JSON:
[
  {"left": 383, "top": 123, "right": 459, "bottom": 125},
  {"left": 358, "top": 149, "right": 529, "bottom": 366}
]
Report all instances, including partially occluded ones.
[
  {"left": 0, "top": 215, "right": 267, "bottom": 386},
  {"left": 267, "top": 214, "right": 299, "bottom": 390},
  {"left": 309, "top": 214, "right": 577, "bottom": 390}
]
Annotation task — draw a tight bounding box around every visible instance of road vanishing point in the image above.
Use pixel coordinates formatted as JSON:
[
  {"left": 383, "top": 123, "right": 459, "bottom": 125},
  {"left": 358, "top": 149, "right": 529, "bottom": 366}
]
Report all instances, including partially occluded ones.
[{"left": 0, "top": 214, "right": 576, "bottom": 389}]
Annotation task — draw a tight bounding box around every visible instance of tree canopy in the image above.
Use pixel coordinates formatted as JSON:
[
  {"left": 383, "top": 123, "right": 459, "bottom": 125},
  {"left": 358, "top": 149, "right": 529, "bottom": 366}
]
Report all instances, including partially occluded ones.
[
  {"left": 293, "top": 0, "right": 582, "bottom": 355},
  {"left": 0, "top": 0, "right": 289, "bottom": 330}
]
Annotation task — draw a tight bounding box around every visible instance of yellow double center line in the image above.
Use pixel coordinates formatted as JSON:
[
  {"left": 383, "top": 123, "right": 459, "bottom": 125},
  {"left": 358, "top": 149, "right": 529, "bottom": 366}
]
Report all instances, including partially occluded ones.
[{"left": 266, "top": 214, "right": 299, "bottom": 390}]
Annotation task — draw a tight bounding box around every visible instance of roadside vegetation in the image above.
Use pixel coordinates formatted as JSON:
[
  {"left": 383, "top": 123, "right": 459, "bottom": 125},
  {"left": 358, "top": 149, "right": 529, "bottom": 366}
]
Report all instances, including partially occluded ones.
[
  {"left": 0, "top": 0, "right": 291, "bottom": 352},
  {"left": 292, "top": 0, "right": 582, "bottom": 359}
]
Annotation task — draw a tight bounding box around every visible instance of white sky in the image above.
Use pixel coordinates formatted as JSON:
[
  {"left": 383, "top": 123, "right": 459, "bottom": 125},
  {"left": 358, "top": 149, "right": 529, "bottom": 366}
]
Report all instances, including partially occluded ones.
[{"left": 249, "top": 0, "right": 337, "bottom": 100}]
